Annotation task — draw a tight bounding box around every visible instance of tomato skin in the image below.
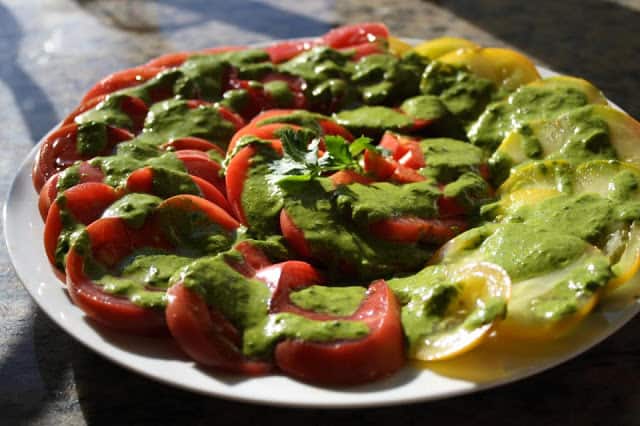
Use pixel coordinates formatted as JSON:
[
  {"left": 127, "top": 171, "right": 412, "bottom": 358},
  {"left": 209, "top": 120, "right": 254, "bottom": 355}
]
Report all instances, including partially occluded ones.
[
  {"left": 228, "top": 123, "right": 301, "bottom": 154},
  {"left": 369, "top": 216, "right": 468, "bottom": 245},
  {"left": 61, "top": 95, "right": 148, "bottom": 133},
  {"left": 329, "top": 169, "right": 374, "bottom": 186},
  {"left": 65, "top": 218, "right": 168, "bottom": 335},
  {"left": 274, "top": 279, "right": 405, "bottom": 386},
  {"left": 174, "top": 150, "right": 225, "bottom": 192},
  {"left": 32, "top": 123, "right": 133, "bottom": 192},
  {"left": 81, "top": 66, "right": 163, "bottom": 104},
  {"left": 38, "top": 162, "right": 105, "bottom": 221},
  {"left": 279, "top": 209, "right": 312, "bottom": 259},
  {"left": 158, "top": 194, "right": 240, "bottom": 232},
  {"left": 323, "top": 23, "right": 389, "bottom": 48},
  {"left": 165, "top": 283, "right": 272, "bottom": 374},
  {"left": 265, "top": 38, "right": 321, "bottom": 63},
  {"left": 44, "top": 182, "right": 120, "bottom": 279},
  {"left": 161, "top": 137, "right": 225, "bottom": 155}
]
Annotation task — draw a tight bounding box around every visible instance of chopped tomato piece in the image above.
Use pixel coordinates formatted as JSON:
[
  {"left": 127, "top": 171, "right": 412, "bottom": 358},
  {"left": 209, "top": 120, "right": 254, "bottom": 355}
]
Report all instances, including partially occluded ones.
[{"left": 369, "top": 216, "right": 468, "bottom": 244}]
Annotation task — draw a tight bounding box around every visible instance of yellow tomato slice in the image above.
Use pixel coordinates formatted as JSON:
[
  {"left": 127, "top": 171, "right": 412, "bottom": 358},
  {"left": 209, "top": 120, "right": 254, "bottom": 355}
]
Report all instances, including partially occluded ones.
[
  {"left": 413, "top": 36, "right": 479, "bottom": 59},
  {"left": 497, "top": 250, "right": 603, "bottom": 340},
  {"left": 410, "top": 262, "right": 511, "bottom": 361},
  {"left": 498, "top": 160, "right": 573, "bottom": 195},
  {"left": 388, "top": 36, "right": 413, "bottom": 56},
  {"left": 608, "top": 221, "right": 640, "bottom": 291},
  {"left": 438, "top": 47, "right": 541, "bottom": 91},
  {"left": 527, "top": 76, "right": 608, "bottom": 105}
]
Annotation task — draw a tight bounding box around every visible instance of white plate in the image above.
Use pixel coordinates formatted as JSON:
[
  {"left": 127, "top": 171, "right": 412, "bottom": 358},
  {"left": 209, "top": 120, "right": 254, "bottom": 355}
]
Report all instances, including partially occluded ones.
[{"left": 5, "top": 46, "right": 640, "bottom": 407}]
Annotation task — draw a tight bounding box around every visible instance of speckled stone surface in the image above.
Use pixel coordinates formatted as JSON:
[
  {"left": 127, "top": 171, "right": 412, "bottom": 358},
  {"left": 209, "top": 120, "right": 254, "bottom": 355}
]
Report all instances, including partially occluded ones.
[{"left": 1, "top": 1, "right": 640, "bottom": 425}]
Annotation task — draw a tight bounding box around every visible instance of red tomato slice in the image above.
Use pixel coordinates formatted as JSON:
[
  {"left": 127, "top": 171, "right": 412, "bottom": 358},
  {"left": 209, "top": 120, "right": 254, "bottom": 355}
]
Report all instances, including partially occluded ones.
[
  {"left": 216, "top": 105, "right": 246, "bottom": 131},
  {"left": 265, "top": 38, "right": 321, "bottom": 63},
  {"left": 391, "top": 164, "right": 427, "bottom": 183},
  {"left": 38, "top": 162, "right": 105, "bottom": 221},
  {"left": 32, "top": 124, "right": 133, "bottom": 192},
  {"left": 165, "top": 282, "right": 272, "bottom": 374},
  {"left": 279, "top": 209, "right": 312, "bottom": 258},
  {"left": 249, "top": 109, "right": 299, "bottom": 125},
  {"left": 61, "top": 95, "right": 148, "bottom": 133},
  {"left": 363, "top": 149, "right": 396, "bottom": 180},
  {"left": 174, "top": 150, "right": 225, "bottom": 192},
  {"left": 274, "top": 279, "right": 405, "bottom": 386},
  {"left": 233, "top": 240, "right": 274, "bottom": 274},
  {"left": 65, "top": 218, "right": 168, "bottom": 335},
  {"left": 255, "top": 261, "right": 323, "bottom": 316},
  {"left": 369, "top": 216, "right": 468, "bottom": 244},
  {"left": 44, "top": 183, "right": 120, "bottom": 279},
  {"left": 323, "top": 23, "right": 389, "bottom": 48},
  {"left": 437, "top": 195, "right": 469, "bottom": 218},
  {"left": 81, "top": 66, "right": 163, "bottom": 104},
  {"left": 157, "top": 194, "right": 239, "bottom": 232},
  {"left": 161, "top": 137, "right": 225, "bottom": 156},
  {"left": 227, "top": 122, "right": 294, "bottom": 154},
  {"left": 329, "top": 170, "right": 374, "bottom": 186},
  {"left": 145, "top": 46, "right": 246, "bottom": 68},
  {"left": 225, "top": 145, "right": 257, "bottom": 224},
  {"left": 339, "top": 42, "right": 386, "bottom": 60}
]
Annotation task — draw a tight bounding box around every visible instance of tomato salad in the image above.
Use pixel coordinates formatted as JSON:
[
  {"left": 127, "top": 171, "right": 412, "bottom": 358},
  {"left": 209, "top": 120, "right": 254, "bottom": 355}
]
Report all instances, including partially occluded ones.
[{"left": 33, "top": 23, "right": 640, "bottom": 386}]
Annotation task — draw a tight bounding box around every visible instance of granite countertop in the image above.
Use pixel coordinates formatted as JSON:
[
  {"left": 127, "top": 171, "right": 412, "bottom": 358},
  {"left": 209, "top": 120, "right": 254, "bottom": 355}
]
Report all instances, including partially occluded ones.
[{"left": 2, "top": 1, "right": 640, "bottom": 424}]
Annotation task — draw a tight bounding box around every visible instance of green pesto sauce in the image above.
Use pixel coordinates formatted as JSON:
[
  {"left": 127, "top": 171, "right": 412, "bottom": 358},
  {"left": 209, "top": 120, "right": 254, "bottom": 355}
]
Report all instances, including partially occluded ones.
[
  {"left": 280, "top": 178, "right": 434, "bottom": 279},
  {"left": 420, "top": 61, "right": 496, "bottom": 124},
  {"left": 56, "top": 163, "right": 81, "bottom": 192},
  {"left": 334, "top": 180, "right": 440, "bottom": 223},
  {"left": 419, "top": 138, "right": 485, "bottom": 182},
  {"left": 289, "top": 285, "right": 366, "bottom": 316},
  {"left": 469, "top": 86, "right": 590, "bottom": 151},
  {"left": 140, "top": 99, "right": 236, "bottom": 149},
  {"left": 443, "top": 172, "right": 491, "bottom": 211},
  {"left": 257, "top": 110, "right": 328, "bottom": 132},
  {"left": 102, "top": 193, "right": 162, "bottom": 228},
  {"left": 76, "top": 121, "right": 108, "bottom": 156},
  {"left": 478, "top": 223, "right": 590, "bottom": 282},
  {"left": 333, "top": 106, "right": 414, "bottom": 136},
  {"left": 54, "top": 195, "right": 85, "bottom": 270},
  {"left": 241, "top": 144, "right": 285, "bottom": 237},
  {"left": 91, "top": 250, "right": 194, "bottom": 309},
  {"left": 264, "top": 81, "right": 294, "bottom": 107},
  {"left": 351, "top": 53, "right": 426, "bottom": 104},
  {"left": 400, "top": 95, "right": 448, "bottom": 122},
  {"left": 75, "top": 94, "right": 134, "bottom": 130},
  {"left": 175, "top": 254, "right": 368, "bottom": 358},
  {"left": 243, "top": 313, "right": 369, "bottom": 358}
]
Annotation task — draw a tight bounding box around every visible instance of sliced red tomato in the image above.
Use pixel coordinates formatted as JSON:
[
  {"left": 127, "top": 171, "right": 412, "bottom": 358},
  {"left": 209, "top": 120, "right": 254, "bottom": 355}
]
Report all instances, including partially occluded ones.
[
  {"left": 165, "top": 282, "right": 272, "bottom": 374},
  {"left": 322, "top": 23, "right": 389, "bottom": 49},
  {"left": 32, "top": 123, "right": 133, "bottom": 192},
  {"left": 369, "top": 216, "right": 468, "bottom": 245},
  {"left": 174, "top": 150, "right": 225, "bottom": 192},
  {"left": 145, "top": 46, "right": 247, "bottom": 68},
  {"left": 363, "top": 149, "right": 396, "bottom": 180},
  {"left": 274, "top": 279, "right": 405, "bottom": 386},
  {"left": 261, "top": 74, "right": 307, "bottom": 109},
  {"left": 279, "top": 209, "right": 312, "bottom": 259},
  {"left": 329, "top": 169, "right": 374, "bottom": 186},
  {"left": 81, "top": 66, "right": 163, "bottom": 104},
  {"left": 65, "top": 217, "right": 168, "bottom": 335},
  {"left": 157, "top": 194, "right": 239, "bottom": 232},
  {"left": 379, "top": 132, "right": 424, "bottom": 168},
  {"left": 339, "top": 42, "right": 386, "bottom": 60},
  {"left": 437, "top": 195, "right": 469, "bottom": 218},
  {"left": 161, "top": 137, "right": 225, "bottom": 156},
  {"left": 38, "top": 162, "right": 105, "bottom": 220},
  {"left": 61, "top": 95, "right": 148, "bottom": 133},
  {"left": 125, "top": 167, "right": 230, "bottom": 212},
  {"left": 391, "top": 165, "right": 427, "bottom": 183},
  {"left": 265, "top": 38, "right": 321, "bottom": 63},
  {"left": 227, "top": 122, "right": 293, "bottom": 154},
  {"left": 44, "top": 182, "right": 120, "bottom": 279}
]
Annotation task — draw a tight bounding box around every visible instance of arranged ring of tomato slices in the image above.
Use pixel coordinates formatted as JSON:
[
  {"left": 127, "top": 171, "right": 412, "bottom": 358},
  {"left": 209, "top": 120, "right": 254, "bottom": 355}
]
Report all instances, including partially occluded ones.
[{"left": 32, "top": 22, "right": 636, "bottom": 389}]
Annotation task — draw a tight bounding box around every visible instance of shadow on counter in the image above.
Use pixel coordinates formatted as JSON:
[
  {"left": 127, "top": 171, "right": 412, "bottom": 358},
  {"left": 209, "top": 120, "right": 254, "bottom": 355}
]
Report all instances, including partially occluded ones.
[
  {"left": 12, "top": 306, "right": 639, "bottom": 425},
  {"left": 0, "top": 3, "right": 59, "bottom": 143},
  {"left": 431, "top": 0, "right": 640, "bottom": 117}
]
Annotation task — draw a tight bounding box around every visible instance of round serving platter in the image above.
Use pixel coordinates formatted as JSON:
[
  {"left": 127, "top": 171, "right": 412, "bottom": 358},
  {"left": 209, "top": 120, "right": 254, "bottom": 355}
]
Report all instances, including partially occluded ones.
[{"left": 5, "top": 39, "right": 640, "bottom": 407}]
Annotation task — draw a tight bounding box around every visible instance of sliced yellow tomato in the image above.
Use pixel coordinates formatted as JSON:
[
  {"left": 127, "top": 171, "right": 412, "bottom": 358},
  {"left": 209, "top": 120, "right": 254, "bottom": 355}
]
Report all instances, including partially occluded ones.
[
  {"left": 388, "top": 36, "right": 413, "bottom": 56},
  {"left": 412, "top": 36, "right": 479, "bottom": 60},
  {"left": 498, "top": 160, "right": 573, "bottom": 195},
  {"left": 527, "top": 76, "right": 607, "bottom": 105},
  {"left": 608, "top": 221, "right": 640, "bottom": 291},
  {"left": 574, "top": 160, "right": 640, "bottom": 199},
  {"left": 410, "top": 262, "right": 511, "bottom": 361},
  {"left": 438, "top": 47, "right": 540, "bottom": 91},
  {"left": 489, "top": 187, "right": 562, "bottom": 220},
  {"left": 429, "top": 224, "right": 497, "bottom": 265},
  {"left": 590, "top": 105, "right": 640, "bottom": 167},
  {"left": 497, "top": 249, "right": 605, "bottom": 340}
]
